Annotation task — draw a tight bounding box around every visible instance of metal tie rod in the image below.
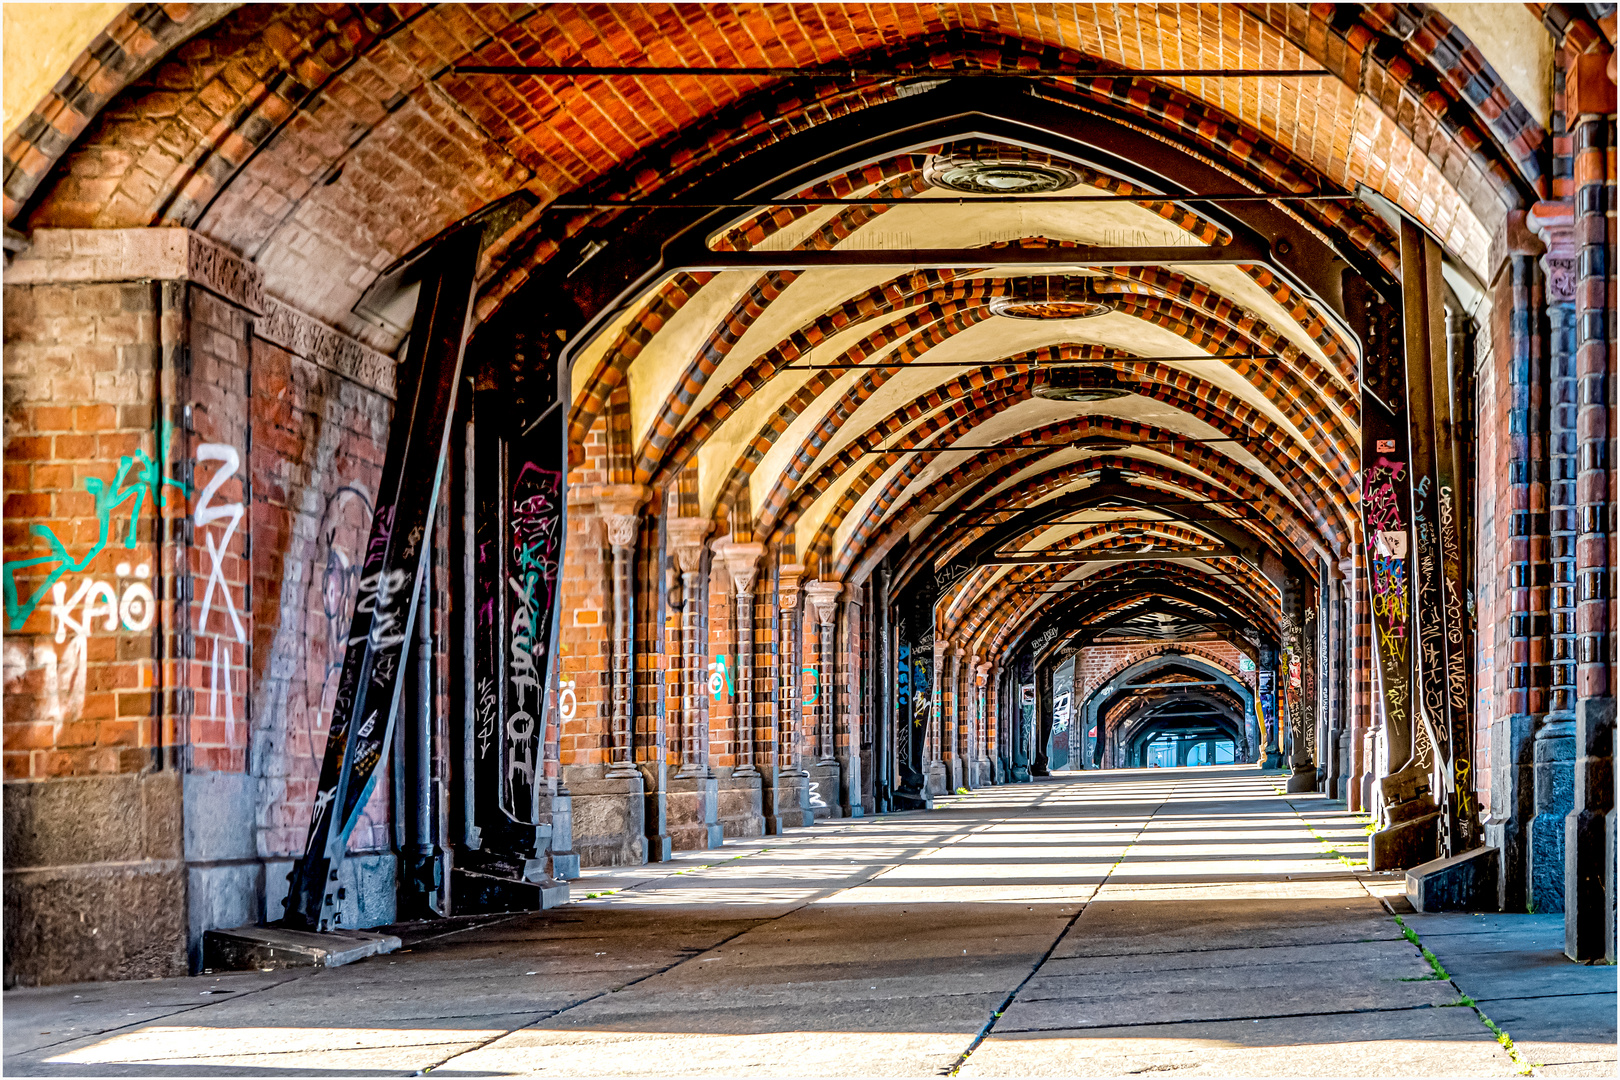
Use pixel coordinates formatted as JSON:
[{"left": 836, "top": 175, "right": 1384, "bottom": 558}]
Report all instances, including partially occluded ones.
[
  {"left": 780, "top": 355, "right": 1274, "bottom": 371},
  {"left": 452, "top": 65, "right": 1334, "bottom": 79},
  {"left": 546, "top": 194, "right": 1348, "bottom": 209}
]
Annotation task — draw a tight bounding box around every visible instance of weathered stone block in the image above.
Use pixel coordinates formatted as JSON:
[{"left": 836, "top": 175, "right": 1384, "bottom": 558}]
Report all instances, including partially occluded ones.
[
  {"left": 568, "top": 771, "right": 647, "bottom": 867},
  {"left": 3, "top": 859, "right": 186, "bottom": 987},
  {"left": 1407, "top": 846, "right": 1501, "bottom": 912},
  {"left": 716, "top": 770, "right": 764, "bottom": 839},
  {"left": 807, "top": 761, "right": 841, "bottom": 820}
]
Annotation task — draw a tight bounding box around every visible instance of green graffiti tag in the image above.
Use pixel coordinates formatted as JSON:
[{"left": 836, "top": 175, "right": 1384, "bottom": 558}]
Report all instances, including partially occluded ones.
[{"left": 3, "top": 422, "right": 189, "bottom": 631}]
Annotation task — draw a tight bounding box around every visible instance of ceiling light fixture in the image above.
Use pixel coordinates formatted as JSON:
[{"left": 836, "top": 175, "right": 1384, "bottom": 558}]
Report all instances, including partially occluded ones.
[
  {"left": 990, "top": 276, "right": 1114, "bottom": 320},
  {"left": 924, "top": 149, "right": 1083, "bottom": 195},
  {"left": 1033, "top": 365, "right": 1134, "bottom": 402}
]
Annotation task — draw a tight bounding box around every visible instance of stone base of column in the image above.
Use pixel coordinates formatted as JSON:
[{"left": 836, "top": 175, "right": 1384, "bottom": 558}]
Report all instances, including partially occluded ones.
[
  {"left": 808, "top": 761, "right": 842, "bottom": 820},
  {"left": 715, "top": 768, "right": 764, "bottom": 839},
  {"left": 838, "top": 755, "right": 864, "bottom": 818},
  {"left": 1565, "top": 697, "right": 1614, "bottom": 960},
  {"left": 1406, "top": 846, "right": 1501, "bottom": 912},
  {"left": 548, "top": 791, "right": 580, "bottom": 881},
  {"left": 768, "top": 770, "right": 812, "bottom": 831},
  {"left": 1528, "top": 720, "right": 1575, "bottom": 914},
  {"left": 1286, "top": 765, "right": 1318, "bottom": 793},
  {"left": 668, "top": 773, "right": 723, "bottom": 851},
  {"left": 564, "top": 767, "right": 647, "bottom": 868},
  {"left": 947, "top": 757, "right": 964, "bottom": 792},
  {"left": 1368, "top": 796, "right": 1439, "bottom": 872},
  {"left": 926, "top": 760, "right": 949, "bottom": 796},
  {"left": 975, "top": 757, "right": 994, "bottom": 787}
]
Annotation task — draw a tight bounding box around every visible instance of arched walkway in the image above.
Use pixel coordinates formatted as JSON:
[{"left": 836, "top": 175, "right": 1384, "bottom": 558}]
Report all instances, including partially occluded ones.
[{"left": 1, "top": 4, "right": 1615, "bottom": 1027}]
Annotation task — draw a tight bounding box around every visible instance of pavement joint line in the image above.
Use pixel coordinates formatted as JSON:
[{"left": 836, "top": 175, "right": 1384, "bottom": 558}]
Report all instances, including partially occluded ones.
[
  {"left": 945, "top": 777, "right": 1174, "bottom": 1077},
  {"left": 1271, "top": 790, "right": 1535, "bottom": 1077},
  {"left": 415, "top": 802, "right": 1029, "bottom": 1076},
  {"left": 7, "top": 972, "right": 307, "bottom": 1061},
  {"left": 987, "top": 998, "right": 1519, "bottom": 1035}
]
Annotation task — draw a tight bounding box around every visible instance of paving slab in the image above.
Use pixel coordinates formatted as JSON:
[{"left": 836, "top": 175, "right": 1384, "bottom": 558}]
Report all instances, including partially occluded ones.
[{"left": 5, "top": 767, "right": 1596, "bottom": 1078}]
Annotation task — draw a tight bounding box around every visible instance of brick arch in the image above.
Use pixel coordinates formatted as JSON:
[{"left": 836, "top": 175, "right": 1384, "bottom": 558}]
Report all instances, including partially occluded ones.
[
  {"left": 1080, "top": 645, "right": 1250, "bottom": 704},
  {"left": 644, "top": 270, "right": 983, "bottom": 493},
  {"left": 712, "top": 315, "right": 1358, "bottom": 566},
  {"left": 981, "top": 560, "right": 1282, "bottom": 659},
  {"left": 824, "top": 413, "right": 1317, "bottom": 585},
  {"left": 851, "top": 444, "right": 1330, "bottom": 593},
  {"left": 893, "top": 434, "right": 1324, "bottom": 591},
  {"left": 962, "top": 540, "right": 1283, "bottom": 650},
  {"left": 14, "top": 7, "right": 1542, "bottom": 376},
  {"left": 821, "top": 358, "right": 1355, "bottom": 584},
  {"left": 943, "top": 521, "right": 1258, "bottom": 641}
]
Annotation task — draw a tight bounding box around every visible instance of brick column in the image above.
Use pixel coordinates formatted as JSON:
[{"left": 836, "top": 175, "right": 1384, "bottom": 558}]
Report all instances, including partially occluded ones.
[
  {"left": 717, "top": 542, "right": 763, "bottom": 774},
  {"left": 667, "top": 518, "right": 711, "bottom": 776},
  {"left": 927, "top": 637, "right": 949, "bottom": 795},
  {"left": 602, "top": 510, "right": 641, "bottom": 779},
  {"left": 1487, "top": 216, "right": 1551, "bottom": 913},
  {"left": 1565, "top": 67, "right": 1616, "bottom": 959},
  {"left": 1529, "top": 203, "right": 1579, "bottom": 912}
]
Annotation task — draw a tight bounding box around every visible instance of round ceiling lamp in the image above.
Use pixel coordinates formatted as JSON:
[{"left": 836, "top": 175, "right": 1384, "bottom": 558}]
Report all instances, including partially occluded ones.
[
  {"left": 990, "top": 276, "right": 1114, "bottom": 320},
  {"left": 1033, "top": 365, "right": 1133, "bottom": 402},
  {"left": 924, "top": 149, "right": 1083, "bottom": 195}
]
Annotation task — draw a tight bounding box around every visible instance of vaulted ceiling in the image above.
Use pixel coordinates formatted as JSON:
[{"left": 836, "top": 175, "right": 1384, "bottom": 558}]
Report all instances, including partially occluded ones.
[{"left": 7, "top": 2, "right": 1558, "bottom": 662}]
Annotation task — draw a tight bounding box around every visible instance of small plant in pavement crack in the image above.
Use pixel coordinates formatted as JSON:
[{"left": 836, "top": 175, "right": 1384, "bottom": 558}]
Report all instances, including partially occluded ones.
[{"left": 1391, "top": 914, "right": 1531, "bottom": 1075}]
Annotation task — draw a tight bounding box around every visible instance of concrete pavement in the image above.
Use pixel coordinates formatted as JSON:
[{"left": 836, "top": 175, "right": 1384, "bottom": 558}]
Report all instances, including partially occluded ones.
[{"left": 5, "top": 767, "right": 1613, "bottom": 1077}]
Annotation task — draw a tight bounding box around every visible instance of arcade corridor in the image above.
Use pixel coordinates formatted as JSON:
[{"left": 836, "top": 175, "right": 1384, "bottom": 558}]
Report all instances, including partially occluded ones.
[
  {"left": 2, "top": 9, "right": 1617, "bottom": 1070},
  {"left": 6, "top": 770, "right": 1614, "bottom": 1076}
]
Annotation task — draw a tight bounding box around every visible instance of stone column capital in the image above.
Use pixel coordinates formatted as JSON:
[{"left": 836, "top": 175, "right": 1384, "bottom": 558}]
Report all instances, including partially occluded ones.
[
  {"left": 804, "top": 579, "right": 843, "bottom": 626},
  {"left": 1528, "top": 200, "right": 1577, "bottom": 302},
  {"left": 778, "top": 563, "right": 806, "bottom": 610},
  {"left": 667, "top": 516, "right": 711, "bottom": 574},
  {"left": 715, "top": 540, "right": 765, "bottom": 593},
  {"left": 575, "top": 482, "right": 652, "bottom": 518},
  {"left": 602, "top": 512, "right": 641, "bottom": 549}
]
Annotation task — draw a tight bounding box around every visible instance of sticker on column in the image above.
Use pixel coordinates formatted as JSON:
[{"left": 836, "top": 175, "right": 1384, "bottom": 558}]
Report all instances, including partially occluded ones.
[
  {"left": 558, "top": 679, "right": 577, "bottom": 721},
  {"left": 708, "top": 655, "right": 734, "bottom": 699}
]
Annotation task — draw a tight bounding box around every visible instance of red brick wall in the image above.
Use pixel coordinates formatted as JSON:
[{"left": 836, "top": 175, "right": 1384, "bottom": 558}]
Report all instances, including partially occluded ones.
[
  {"left": 558, "top": 419, "right": 612, "bottom": 769},
  {"left": 3, "top": 280, "right": 169, "bottom": 779},
  {"left": 246, "top": 334, "right": 392, "bottom": 856}
]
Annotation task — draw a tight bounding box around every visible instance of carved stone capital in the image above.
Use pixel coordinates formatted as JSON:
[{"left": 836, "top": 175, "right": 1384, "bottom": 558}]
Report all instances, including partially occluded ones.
[
  {"left": 716, "top": 540, "right": 765, "bottom": 594},
  {"left": 667, "top": 516, "right": 711, "bottom": 575},
  {"left": 602, "top": 512, "right": 640, "bottom": 549},
  {"left": 778, "top": 563, "right": 806, "bottom": 611},
  {"left": 804, "top": 579, "right": 842, "bottom": 626}
]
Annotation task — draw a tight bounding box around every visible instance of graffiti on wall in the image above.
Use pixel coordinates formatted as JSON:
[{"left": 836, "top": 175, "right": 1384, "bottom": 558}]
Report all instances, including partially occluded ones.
[
  {"left": 195, "top": 443, "right": 247, "bottom": 733},
  {"left": 4, "top": 421, "right": 187, "bottom": 631}
]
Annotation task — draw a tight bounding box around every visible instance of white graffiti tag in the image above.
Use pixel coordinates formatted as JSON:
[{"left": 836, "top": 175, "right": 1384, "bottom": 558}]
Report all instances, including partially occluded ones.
[{"left": 194, "top": 444, "right": 246, "bottom": 644}]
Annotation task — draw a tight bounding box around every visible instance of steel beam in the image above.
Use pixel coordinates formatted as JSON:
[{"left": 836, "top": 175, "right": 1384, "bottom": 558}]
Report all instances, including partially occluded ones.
[{"left": 283, "top": 226, "right": 480, "bottom": 931}]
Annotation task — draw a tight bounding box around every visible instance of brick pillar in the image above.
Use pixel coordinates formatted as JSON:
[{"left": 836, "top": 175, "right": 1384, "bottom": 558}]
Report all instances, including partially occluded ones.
[
  {"left": 664, "top": 516, "right": 720, "bottom": 851},
  {"left": 668, "top": 518, "right": 711, "bottom": 775},
  {"left": 773, "top": 562, "right": 811, "bottom": 828},
  {"left": 1566, "top": 81, "right": 1616, "bottom": 958},
  {"left": 1529, "top": 203, "right": 1579, "bottom": 912},
  {"left": 602, "top": 511, "right": 641, "bottom": 779},
  {"left": 1487, "top": 218, "right": 1550, "bottom": 914},
  {"left": 805, "top": 579, "right": 843, "bottom": 819},
  {"left": 927, "top": 637, "right": 949, "bottom": 795}
]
